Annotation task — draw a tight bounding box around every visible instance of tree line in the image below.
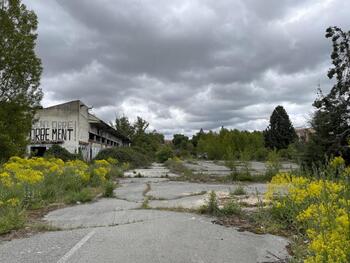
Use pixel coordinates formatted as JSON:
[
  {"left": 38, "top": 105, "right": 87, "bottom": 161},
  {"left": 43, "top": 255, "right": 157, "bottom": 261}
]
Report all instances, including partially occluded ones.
[{"left": 0, "top": 0, "right": 349, "bottom": 168}]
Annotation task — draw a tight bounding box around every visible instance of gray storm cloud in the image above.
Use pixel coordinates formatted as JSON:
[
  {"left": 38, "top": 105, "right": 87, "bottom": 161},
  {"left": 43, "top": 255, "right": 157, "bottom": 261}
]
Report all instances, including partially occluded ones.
[{"left": 23, "top": 0, "right": 350, "bottom": 137}]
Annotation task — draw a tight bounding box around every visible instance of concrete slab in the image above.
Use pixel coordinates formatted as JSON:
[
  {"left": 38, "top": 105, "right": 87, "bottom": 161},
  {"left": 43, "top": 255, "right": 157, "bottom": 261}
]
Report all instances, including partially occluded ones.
[
  {"left": 44, "top": 198, "right": 140, "bottom": 228},
  {"left": 124, "top": 162, "right": 178, "bottom": 178},
  {"left": 0, "top": 228, "right": 91, "bottom": 263},
  {"left": 184, "top": 160, "right": 232, "bottom": 176},
  {"left": 69, "top": 216, "right": 289, "bottom": 263},
  {"left": 1, "top": 213, "right": 289, "bottom": 263},
  {"left": 149, "top": 194, "right": 207, "bottom": 209},
  {"left": 184, "top": 160, "right": 299, "bottom": 176},
  {"left": 114, "top": 181, "right": 147, "bottom": 202},
  {"left": 147, "top": 181, "right": 267, "bottom": 201}
]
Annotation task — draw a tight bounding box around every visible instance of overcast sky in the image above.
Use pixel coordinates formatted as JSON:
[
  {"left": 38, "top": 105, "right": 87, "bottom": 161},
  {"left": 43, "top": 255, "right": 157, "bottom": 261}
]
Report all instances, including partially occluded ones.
[{"left": 23, "top": 0, "right": 350, "bottom": 138}]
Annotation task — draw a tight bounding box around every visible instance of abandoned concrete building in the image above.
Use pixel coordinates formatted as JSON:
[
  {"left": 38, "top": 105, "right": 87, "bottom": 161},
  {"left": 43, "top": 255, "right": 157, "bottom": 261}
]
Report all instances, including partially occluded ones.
[
  {"left": 28, "top": 100, "right": 131, "bottom": 161},
  {"left": 295, "top": 127, "right": 315, "bottom": 143}
]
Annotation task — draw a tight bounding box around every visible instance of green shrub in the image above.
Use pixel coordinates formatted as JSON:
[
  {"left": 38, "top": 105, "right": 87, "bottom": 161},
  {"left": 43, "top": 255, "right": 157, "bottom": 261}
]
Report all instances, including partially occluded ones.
[
  {"left": 207, "top": 191, "right": 219, "bottom": 215},
  {"left": 278, "top": 143, "right": 300, "bottom": 161},
  {"left": 64, "top": 188, "right": 94, "bottom": 204},
  {"left": 236, "top": 172, "right": 253, "bottom": 181},
  {"left": 220, "top": 200, "right": 242, "bottom": 216},
  {"left": 44, "top": 145, "right": 81, "bottom": 161},
  {"left": 227, "top": 171, "right": 239, "bottom": 182},
  {"left": 94, "top": 147, "right": 151, "bottom": 168},
  {"left": 253, "top": 148, "right": 269, "bottom": 161},
  {"left": 108, "top": 166, "right": 124, "bottom": 179},
  {"left": 156, "top": 145, "right": 174, "bottom": 163},
  {"left": 164, "top": 158, "right": 188, "bottom": 174},
  {"left": 232, "top": 185, "right": 246, "bottom": 195},
  {"left": 265, "top": 150, "right": 282, "bottom": 180},
  {"left": 0, "top": 206, "right": 25, "bottom": 234},
  {"left": 103, "top": 181, "right": 115, "bottom": 197}
]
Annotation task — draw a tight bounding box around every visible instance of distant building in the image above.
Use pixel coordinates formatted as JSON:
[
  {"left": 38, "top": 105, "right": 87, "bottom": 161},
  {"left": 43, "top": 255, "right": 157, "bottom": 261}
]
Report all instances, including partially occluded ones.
[
  {"left": 295, "top": 127, "right": 315, "bottom": 143},
  {"left": 28, "top": 100, "right": 131, "bottom": 161}
]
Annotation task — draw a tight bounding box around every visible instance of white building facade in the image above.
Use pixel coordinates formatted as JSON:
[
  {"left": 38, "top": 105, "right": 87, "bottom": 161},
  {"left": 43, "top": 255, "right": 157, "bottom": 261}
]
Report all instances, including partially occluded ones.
[{"left": 28, "top": 100, "right": 130, "bottom": 161}]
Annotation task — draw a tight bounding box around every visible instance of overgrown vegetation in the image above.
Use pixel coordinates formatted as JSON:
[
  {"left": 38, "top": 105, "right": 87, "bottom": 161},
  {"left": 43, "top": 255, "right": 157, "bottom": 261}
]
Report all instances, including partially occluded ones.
[
  {"left": 44, "top": 145, "right": 82, "bottom": 161},
  {"left": 196, "top": 128, "right": 266, "bottom": 160},
  {"left": 199, "top": 191, "right": 242, "bottom": 217},
  {"left": 0, "top": 157, "right": 125, "bottom": 234},
  {"left": 264, "top": 157, "right": 350, "bottom": 262},
  {"left": 231, "top": 185, "right": 246, "bottom": 196},
  {"left": 165, "top": 157, "right": 282, "bottom": 183},
  {"left": 114, "top": 116, "right": 164, "bottom": 160},
  {"left": 94, "top": 147, "right": 150, "bottom": 168},
  {"left": 156, "top": 145, "right": 174, "bottom": 163}
]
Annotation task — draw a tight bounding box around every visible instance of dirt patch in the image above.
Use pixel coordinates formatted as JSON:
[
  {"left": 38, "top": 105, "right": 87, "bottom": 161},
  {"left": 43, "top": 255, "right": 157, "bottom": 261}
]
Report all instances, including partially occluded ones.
[{"left": 212, "top": 215, "right": 263, "bottom": 233}]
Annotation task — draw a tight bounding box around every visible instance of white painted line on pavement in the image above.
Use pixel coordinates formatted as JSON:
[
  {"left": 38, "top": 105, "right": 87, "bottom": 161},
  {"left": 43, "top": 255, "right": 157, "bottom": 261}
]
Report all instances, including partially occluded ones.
[{"left": 57, "top": 230, "right": 96, "bottom": 263}]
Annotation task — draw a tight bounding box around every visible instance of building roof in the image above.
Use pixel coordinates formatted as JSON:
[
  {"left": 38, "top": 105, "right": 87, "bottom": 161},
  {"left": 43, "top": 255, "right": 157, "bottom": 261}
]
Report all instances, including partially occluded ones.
[{"left": 88, "top": 113, "right": 131, "bottom": 143}]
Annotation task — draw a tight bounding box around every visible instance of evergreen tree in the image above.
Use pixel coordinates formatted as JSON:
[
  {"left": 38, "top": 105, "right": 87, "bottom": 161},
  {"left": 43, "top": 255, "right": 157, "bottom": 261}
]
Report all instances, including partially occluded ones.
[
  {"left": 305, "top": 26, "right": 350, "bottom": 164},
  {"left": 191, "top": 128, "right": 204, "bottom": 148},
  {"left": 264, "top": 106, "right": 297, "bottom": 150},
  {"left": 0, "top": 0, "right": 42, "bottom": 161}
]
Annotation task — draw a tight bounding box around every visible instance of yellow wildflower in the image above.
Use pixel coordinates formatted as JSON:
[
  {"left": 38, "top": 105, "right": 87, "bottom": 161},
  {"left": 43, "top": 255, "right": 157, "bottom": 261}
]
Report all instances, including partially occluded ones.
[
  {"left": 94, "top": 159, "right": 110, "bottom": 166},
  {"left": 6, "top": 198, "right": 20, "bottom": 207},
  {"left": 329, "top": 156, "right": 345, "bottom": 169},
  {"left": 93, "top": 167, "right": 108, "bottom": 181},
  {"left": 0, "top": 172, "right": 13, "bottom": 187},
  {"left": 107, "top": 158, "right": 118, "bottom": 165}
]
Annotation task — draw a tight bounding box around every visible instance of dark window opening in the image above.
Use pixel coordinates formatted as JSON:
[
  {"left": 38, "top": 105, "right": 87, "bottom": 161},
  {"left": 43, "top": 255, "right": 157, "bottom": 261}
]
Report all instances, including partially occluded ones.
[{"left": 31, "top": 146, "right": 47, "bottom": 157}]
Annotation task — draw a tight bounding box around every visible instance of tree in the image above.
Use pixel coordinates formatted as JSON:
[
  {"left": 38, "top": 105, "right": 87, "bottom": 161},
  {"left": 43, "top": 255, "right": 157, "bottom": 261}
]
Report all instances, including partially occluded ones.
[
  {"left": 172, "top": 134, "right": 189, "bottom": 149},
  {"left": 191, "top": 128, "right": 205, "bottom": 148},
  {"left": 305, "top": 26, "right": 350, "bottom": 164},
  {"left": 264, "top": 106, "right": 297, "bottom": 150},
  {"left": 0, "top": 0, "right": 42, "bottom": 161},
  {"left": 114, "top": 116, "right": 134, "bottom": 139},
  {"left": 133, "top": 116, "right": 149, "bottom": 135},
  {"left": 113, "top": 115, "right": 164, "bottom": 158}
]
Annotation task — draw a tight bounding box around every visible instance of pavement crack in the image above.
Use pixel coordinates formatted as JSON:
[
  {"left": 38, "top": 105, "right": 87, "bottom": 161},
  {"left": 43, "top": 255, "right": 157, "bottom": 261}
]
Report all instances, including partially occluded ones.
[{"left": 142, "top": 183, "right": 151, "bottom": 196}]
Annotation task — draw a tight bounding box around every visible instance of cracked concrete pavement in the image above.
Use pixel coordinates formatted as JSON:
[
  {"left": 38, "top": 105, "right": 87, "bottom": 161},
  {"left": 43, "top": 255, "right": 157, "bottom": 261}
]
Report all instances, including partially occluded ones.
[
  {"left": 183, "top": 160, "right": 298, "bottom": 176},
  {"left": 0, "top": 162, "right": 290, "bottom": 263}
]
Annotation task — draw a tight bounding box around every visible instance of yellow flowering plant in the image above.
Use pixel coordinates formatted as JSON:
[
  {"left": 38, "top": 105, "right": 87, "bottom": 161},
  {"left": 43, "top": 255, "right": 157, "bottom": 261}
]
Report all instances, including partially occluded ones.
[
  {"left": 0, "top": 156, "right": 123, "bottom": 234},
  {"left": 267, "top": 158, "right": 350, "bottom": 262}
]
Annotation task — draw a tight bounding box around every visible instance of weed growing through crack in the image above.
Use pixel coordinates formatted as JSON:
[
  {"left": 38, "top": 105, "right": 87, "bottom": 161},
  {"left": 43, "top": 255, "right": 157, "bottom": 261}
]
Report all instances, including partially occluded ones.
[
  {"left": 141, "top": 197, "right": 150, "bottom": 209},
  {"left": 231, "top": 185, "right": 246, "bottom": 196}
]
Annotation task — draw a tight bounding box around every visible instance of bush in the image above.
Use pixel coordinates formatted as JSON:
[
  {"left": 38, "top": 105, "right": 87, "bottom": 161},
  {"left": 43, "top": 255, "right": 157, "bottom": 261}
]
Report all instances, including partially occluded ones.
[
  {"left": 231, "top": 185, "right": 246, "bottom": 195},
  {"left": 94, "top": 147, "right": 151, "bottom": 168},
  {"left": 220, "top": 200, "right": 242, "bottom": 216},
  {"left": 0, "top": 156, "right": 120, "bottom": 233},
  {"left": 266, "top": 158, "right": 350, "bottom": 262},
  {"left": 103, "top": 181, "right": 115, "bottom": 197},
  {"left": 253, "top": 148, "right": 269, "bottom": 161},
  {"left": 206, "top": 191, "right": 219, "bottom": 215},
  {"left": 0, "top": 206, "right": 25, "bottom": 234},
  {"left": 44, "top": 145, "right": 81, "bottom": 161},
  {"left": 64, "top": 188, "right": 94, "bottom": 204},
  {"left": 156, "top": 145, "right": 174, "bottom": 163},
  {"left": 265, "top": 150, "right": 282, "bottom": 180}
]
